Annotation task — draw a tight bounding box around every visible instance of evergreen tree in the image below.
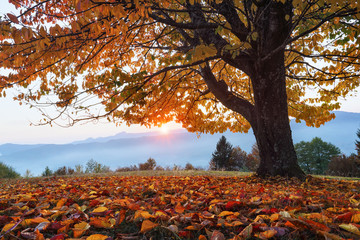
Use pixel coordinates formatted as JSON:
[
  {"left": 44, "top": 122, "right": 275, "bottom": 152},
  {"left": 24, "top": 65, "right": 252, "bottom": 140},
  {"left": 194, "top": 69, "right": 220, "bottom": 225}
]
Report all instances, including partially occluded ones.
[
  {"left": 210, "top": 136, "right": 233, "bottom": 170},
  {"left": 295, "top": 137, "right": 341, "bottom": 174},
  {"left": 42, "top": 166, "right": 53, "bottom": 177},
  {"left": 356, "top": 128, "right": 360, "bottom": 157}
]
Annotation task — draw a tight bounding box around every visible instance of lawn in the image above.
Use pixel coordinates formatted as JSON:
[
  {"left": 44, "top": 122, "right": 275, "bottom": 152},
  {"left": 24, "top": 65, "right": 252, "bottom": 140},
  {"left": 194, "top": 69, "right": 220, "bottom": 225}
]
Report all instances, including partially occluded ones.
[{"left": 1, "top": 172, "right": 360, "bottom": 239}]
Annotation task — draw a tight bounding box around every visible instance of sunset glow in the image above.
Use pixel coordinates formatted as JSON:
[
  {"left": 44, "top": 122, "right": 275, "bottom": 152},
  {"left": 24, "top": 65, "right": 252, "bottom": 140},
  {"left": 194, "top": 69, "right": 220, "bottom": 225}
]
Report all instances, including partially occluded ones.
[{"left": 160, "top": 125, "right": 169, "bottom": 134}]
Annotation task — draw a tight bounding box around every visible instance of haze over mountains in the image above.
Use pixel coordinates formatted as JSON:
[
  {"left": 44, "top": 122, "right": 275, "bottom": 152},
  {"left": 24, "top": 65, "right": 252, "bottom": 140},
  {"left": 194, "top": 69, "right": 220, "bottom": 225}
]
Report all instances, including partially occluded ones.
[{"left": 1, "top": 111, "right": 359, "bottom": 176}]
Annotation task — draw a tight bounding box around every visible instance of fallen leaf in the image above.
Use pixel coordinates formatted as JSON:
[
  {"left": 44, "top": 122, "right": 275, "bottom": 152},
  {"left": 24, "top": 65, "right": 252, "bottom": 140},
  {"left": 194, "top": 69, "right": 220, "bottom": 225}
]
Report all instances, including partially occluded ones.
[
  {"left": 259, "top": 229, "right": 277, "bottom": 239},
  {"left": 339, "top": 223, "right": 360, "bottom": 236},
  {"left": 211, "top": 230, "right": 225, "bottom": 240},
  {"left": 86, "top": 234, "right": 109, "bottom": 240},
  {"left": 140, "top": 220, "right": 158, "bottom": 233},
  {"left": 92, "top": 206, "right": 108, "bottom": 213}
]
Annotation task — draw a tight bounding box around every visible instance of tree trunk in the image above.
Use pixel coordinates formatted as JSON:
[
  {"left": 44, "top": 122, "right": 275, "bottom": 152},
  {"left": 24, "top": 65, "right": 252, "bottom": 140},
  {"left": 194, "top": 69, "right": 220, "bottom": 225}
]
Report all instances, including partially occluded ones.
[{"left": 251, "top": 50, "right": 305, "bottom": 180}]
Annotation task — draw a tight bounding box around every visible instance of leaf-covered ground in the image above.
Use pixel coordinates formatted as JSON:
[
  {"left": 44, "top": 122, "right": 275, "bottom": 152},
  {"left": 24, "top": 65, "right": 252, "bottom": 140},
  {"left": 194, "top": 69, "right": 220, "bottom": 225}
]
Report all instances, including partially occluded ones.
[{"left": 1, "top": 175, "right": 360, "bottom": 240}]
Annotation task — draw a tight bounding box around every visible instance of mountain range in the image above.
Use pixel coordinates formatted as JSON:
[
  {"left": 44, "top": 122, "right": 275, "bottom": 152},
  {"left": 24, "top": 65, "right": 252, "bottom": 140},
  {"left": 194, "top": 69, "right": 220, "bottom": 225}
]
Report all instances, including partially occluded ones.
[{"left": 1, "top": 111, "right": 359, "bottom": 176}]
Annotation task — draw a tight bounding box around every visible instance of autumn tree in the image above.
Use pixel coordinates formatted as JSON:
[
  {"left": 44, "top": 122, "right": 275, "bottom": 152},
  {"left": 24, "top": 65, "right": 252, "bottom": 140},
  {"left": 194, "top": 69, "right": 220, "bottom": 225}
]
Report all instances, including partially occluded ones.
[
  {"left": 139, "top": 157, "right": 157, "bottom": 170},
  {"left": 327, "top": 154, "right": 360, "bottom": 177},
  {"left": 230, "top": 146, "right": 248, "bottom": 171},
  {"left": 294, "top": 137, "right": 341, "bottom": 174},
  {"left": 210, "top": 136, "right": 233, "bottom": 170},
  {"left": 1, "top": 0, "right": 360, "bottom": 179}
]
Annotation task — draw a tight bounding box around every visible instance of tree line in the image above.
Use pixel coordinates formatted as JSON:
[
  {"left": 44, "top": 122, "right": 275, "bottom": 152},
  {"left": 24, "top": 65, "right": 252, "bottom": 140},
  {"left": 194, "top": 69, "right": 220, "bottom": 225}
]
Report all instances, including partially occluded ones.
[{"left": 210, "top": 129, "right": 360, "bottom": 177}]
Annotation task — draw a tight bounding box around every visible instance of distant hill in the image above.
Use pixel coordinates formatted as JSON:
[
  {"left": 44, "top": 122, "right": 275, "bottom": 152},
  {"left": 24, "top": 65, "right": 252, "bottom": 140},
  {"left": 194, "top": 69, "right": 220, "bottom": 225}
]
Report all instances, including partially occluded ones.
[{"left": 0, "top": 111, "right": 359, "bottom": 176}]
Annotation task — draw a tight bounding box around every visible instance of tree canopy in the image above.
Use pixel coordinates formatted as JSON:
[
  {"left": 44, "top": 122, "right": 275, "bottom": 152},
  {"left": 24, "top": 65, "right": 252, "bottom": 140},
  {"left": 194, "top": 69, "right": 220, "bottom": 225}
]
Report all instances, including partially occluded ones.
[
  {"left": 1, "top": 0, "right": 359, "bottom": 178},
  {"left": 295, "top": 137, "right": 341, "bottom": 174}
]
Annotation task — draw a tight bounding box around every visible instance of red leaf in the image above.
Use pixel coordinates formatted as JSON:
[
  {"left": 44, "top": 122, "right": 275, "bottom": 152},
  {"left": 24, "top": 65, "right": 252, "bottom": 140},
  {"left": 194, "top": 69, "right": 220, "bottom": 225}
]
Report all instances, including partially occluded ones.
[
  {"left": 7, "top": 13, "right": 19, "bottom": 24},
  {"left": 225, "top": 201, "right": 242, "bottom": 211},
  {"left": 50, "top": 234, "right": 66, "bottom": 240},
  {"left": 335, "top": 212, "right": 353, "bottom": 223}
]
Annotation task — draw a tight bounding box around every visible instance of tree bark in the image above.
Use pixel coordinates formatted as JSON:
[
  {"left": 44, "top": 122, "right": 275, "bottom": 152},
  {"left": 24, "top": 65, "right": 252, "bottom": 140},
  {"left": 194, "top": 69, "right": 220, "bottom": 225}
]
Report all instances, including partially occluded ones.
[
  {"left": 192, "top": 1, "right": 305, "bottom": 179},
  {"left": 251, "top": 50, "right": 305, "bottom": 180}
]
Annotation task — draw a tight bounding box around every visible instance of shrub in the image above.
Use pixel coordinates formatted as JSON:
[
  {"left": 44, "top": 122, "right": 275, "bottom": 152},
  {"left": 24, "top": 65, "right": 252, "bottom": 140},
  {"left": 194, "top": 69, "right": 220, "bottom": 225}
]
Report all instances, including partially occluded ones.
[
  {"left": 54, "top": 166, "right": 75, "bottom": 176},
  {"left": 0, "top": 162, "right": 20, "bottom": 178},
  {"left": 155, "top": 165, "right": 164, "bottom": 171},
  {"left": 85, "top": 159, "right": 110, "bottom": 173},
  {"left": 139, "top": 158, "right": 157, "bottom": 170},
  {"left": 185, "top": 163, "right": 195, "bottom": 170},
  {"left": 327, "top": 154, "right": 360, "bottom": 177},
  {"left": 116, "top": 165, "right": 138, "bottom": 172}
]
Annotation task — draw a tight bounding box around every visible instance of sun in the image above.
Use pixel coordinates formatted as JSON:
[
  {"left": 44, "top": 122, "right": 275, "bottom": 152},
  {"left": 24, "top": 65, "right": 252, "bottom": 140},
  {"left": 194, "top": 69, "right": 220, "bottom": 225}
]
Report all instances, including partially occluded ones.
[{"left": 160, "top": 125, "right": 169, "bottom": 134}]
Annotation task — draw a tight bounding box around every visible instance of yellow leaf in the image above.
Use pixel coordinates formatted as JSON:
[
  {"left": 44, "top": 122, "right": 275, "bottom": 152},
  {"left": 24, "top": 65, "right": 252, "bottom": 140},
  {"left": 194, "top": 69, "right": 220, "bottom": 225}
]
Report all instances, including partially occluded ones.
[
  {"left": 74, "top": 221, "right": 90, "bottom": 230},
  {"left": 92, "top": 206, "right": 108, "bottom": 213},
  {"left": 86, "top": 234, "right": 109, "bottom": 240},
  {"left": 155, "top": 210, "right": 168, "bottom": 218},
  {"left": 218, "top": 211, "right": 234, "bottom": 217},
  {"left": 140, "top": 220, "right": 158, "bottom": 233},
  {"left": 339, "top": 223, "right": 360, "bottom": 236},
  {"left": 2, "top": 223, "right": 16, "bottom": 233}
]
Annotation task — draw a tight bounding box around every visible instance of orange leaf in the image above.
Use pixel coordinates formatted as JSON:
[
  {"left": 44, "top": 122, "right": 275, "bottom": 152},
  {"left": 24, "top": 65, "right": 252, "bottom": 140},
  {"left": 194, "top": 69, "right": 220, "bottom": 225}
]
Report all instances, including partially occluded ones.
[
  {"left": 259, "top": 229, "right": 277, "bottom": 239},
  {"left": 31, "top": 217, "right": 50, "bottom": 224},
  {"left": 134, "top": 210, "right": 154, "bottom": 220},
  {"left": 351, "top": 213, "right": 360, "bottom": 223},
  {"left": 116, "top": 210, "right": 126, "bottom": 225},
  {"left": 73, "top": 229, "right": 87, "bottom": 238},
  {"left": 140, "top": 220, "right": 158, "bottom": 233},
  {"left": 218, "top": 211, "right": 234, "bottom": 217},
  {"left": 284, "top": 221, "right": 297, "bottom": 229},
  {"left": 86, "top": 234, "right": 109, "bottom": 240},
  {"left": 175, "top": 203, "right": 185, "bottom": 214},
  {"left": 198, "top": 234, "right": 207, "bottom": 240},
  {"left": 56, "top": 199, "right": 67, "bottom": 208}
]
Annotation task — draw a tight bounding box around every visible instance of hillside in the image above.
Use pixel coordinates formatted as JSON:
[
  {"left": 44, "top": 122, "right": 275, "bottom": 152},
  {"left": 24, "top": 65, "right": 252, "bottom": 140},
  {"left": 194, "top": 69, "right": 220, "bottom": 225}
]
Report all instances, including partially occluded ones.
[{"left": 0, "top": 111, "right": 359, "bottom": 175}]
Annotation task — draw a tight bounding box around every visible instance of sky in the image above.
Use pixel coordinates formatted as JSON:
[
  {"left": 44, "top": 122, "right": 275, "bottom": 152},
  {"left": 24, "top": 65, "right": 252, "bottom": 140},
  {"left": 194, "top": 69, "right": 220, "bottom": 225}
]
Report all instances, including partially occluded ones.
[{"left": 0, "top": 2, "right": 359, "bottom": 145}]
